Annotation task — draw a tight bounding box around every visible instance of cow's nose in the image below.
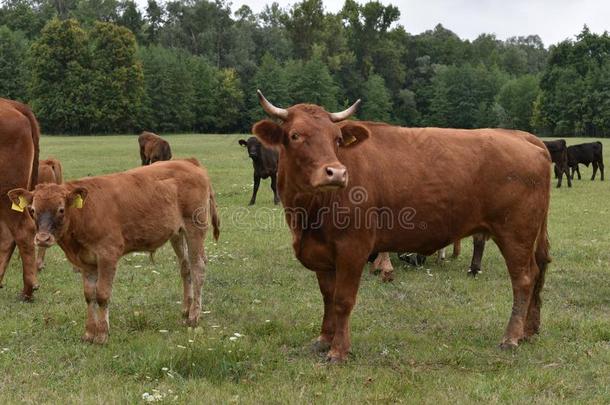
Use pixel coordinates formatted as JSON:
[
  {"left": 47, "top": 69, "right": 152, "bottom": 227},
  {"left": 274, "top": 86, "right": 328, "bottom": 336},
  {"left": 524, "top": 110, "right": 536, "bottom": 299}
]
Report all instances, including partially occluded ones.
[
  {"left": 35, "top": 233, "right": 54, "bottom": 247},
  {"left": 324, "top": 165, "right": 347, "bottom": 184}
]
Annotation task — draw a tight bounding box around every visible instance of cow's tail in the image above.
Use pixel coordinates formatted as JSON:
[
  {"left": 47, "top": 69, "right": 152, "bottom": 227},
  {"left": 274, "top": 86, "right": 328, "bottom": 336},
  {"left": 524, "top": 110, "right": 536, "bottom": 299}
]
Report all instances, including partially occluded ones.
[
  {"left": 13, "top": 102, "right": 40, "bottom": 189},
  {"left": 209, "top": 187, "right": 220, "bottom": 241}
]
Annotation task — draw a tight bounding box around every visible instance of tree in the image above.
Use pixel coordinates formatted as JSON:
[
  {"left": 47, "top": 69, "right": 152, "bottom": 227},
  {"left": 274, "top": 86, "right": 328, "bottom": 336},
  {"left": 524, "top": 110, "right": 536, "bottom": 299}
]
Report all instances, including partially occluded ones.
[
  {"left": 248, "top": 52, "right": 290, "bottom": 123},
  {"left": 213, "top": 68, "right": 244, "bottom": 132},
  {"left": 28, "top": 18, "right": 94, "bottom": 133},
  {"left": 495, "top": 74, "right": 539, "bottom": 131},
  {"left": 360, "top": 73, "right": 392, "bottom": 122},
  {"left": 88, "top": 21, "right": 144, "bottom": 133},
  {"left": 139, "top": 45, "right": 195, "bottom": 132},
  {"left": 289, "top": 45, "right": 338, "bottom": 110},
  {"left": 0, "top": 26, "right": 29, "bottom": 101}
]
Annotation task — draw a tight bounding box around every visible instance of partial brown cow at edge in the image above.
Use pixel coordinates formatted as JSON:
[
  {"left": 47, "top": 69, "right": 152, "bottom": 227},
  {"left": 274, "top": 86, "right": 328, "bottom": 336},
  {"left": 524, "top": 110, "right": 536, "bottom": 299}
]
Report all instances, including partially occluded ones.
[
  {"left": 9, "top": 159, "right": 220, "bottom": 344},
  {"left": 253, "top": 91, "right": 551, "bottom": 363},
  {"left": 138, "top": 131, "right": 172, "bottom": 165},
  {"left": 36, "top": 158, "right": 64, "bottom": 272},
  {"left": 0, "top": 98, "right": 40, "bottom": 299}
]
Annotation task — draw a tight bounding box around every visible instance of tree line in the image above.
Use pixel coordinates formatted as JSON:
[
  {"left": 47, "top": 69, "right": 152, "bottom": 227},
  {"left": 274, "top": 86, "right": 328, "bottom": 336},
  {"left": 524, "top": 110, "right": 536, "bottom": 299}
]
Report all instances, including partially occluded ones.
[{"left": 0, "top": 0, "right": 609, "bottom": 136}]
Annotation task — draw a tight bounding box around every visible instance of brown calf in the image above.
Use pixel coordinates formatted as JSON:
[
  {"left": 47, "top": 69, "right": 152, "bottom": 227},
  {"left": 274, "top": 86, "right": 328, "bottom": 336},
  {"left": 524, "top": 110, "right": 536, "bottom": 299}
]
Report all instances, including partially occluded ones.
[
  {"left": 36, "top": 158, "right": 64, "bottom": 271},
  {"left": 9, "top": 159, "right": 219, "bottom": 344},
  {"left": 0, "top": 98, "right": 40, "bottom": 299},
  {"left": 138, "top": 131, "right": 172, "bottom": 165},
  {"left": 253, "top": 91, "right": 551, "bottom": 362}
]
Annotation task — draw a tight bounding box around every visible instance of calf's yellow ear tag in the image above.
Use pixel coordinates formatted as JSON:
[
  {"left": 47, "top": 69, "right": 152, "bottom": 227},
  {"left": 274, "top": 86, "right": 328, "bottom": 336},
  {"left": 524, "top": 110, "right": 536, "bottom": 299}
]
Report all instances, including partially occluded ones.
[
  {"left": 11, "top": 196, "right": 27, "bottom": 213},
  {"left": 72, "top": 194, "right": 84, "bottom": 209}
]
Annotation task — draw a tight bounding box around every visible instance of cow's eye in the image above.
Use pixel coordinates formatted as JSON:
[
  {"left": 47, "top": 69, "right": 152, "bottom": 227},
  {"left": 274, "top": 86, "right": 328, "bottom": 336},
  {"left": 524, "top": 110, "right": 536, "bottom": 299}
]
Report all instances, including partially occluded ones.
[{"left": 291, "top": 132, "right": 300, "bottom": 141}]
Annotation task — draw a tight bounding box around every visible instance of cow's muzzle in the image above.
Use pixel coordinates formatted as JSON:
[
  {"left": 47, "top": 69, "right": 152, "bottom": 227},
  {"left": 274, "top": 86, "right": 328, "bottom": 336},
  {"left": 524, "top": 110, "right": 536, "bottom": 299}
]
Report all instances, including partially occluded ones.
[
  {"left": 314, "top": 164, "right": 348, "bottom": 189},
  {"left": 35, "top": 232, "right": 56, "bottom": 248}
]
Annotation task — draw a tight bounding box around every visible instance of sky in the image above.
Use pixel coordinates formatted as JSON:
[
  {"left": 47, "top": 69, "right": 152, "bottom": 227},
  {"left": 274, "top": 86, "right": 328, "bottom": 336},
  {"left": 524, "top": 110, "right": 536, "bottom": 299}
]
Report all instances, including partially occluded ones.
[{"left": 232, "top": 0, "right": 610, "bottom": 47}]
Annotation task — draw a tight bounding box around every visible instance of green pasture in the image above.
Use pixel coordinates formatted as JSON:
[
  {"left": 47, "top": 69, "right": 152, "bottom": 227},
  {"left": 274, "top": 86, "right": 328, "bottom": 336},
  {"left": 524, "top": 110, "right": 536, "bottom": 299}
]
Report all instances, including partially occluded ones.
[{"left": 0, "top": 135, "right": 608, "bottom": 403}]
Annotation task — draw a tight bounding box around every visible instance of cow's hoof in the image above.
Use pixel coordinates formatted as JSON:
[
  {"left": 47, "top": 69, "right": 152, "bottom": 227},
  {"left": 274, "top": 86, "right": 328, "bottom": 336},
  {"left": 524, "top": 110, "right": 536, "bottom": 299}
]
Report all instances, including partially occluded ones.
[
  {"left": 19, "top": 292, "right": 33, "bottom": 302},
  {"left": 0, "top": 283, "right": 4, "bottom": 289},
  {"left": 81, "top": 334, "right": 95, "bottom": 343},
  {"left": 311, "top": 338, "right": 331, "bottom": 354},
  {"left": 381, "top": 271, "right": 394, "bottom": 282},
  {"left": 499, "top": 340, "right": 519, "bottom": 350},
  {"left": 185, "top": 317, "right": 199, "bottom": 327},
  {"left": 32, "top": 284, "right": 40, "bottom": 291},
  {"left": 248, "top": 202, "right": 255, "bottom": 206},
  {"left": 93, "top": 334, "right": 108, "bottom": 345},
  {"left": 326, "top": 351, "right": 347, "bottom": 364}
]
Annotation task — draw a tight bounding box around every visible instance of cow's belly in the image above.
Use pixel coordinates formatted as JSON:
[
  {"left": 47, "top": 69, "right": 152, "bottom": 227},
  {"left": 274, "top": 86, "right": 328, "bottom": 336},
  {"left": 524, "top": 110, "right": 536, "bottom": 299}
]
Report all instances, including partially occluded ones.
[{"left": 122, "top": 213, "right": 182, "bottom": 253}]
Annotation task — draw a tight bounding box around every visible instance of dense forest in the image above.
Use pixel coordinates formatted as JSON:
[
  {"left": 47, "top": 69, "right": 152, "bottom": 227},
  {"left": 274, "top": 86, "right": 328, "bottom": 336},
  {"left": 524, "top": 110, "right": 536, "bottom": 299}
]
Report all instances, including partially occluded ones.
[{"left": 0, "top": 0, "right": 609, "bottom": 135}]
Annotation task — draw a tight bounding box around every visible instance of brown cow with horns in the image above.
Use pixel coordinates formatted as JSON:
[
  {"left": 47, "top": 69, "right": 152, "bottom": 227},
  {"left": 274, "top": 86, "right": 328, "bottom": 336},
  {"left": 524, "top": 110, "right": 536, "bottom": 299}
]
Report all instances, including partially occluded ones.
[{"left": 252, "top": 90, "right": 551, "bottom": 362}]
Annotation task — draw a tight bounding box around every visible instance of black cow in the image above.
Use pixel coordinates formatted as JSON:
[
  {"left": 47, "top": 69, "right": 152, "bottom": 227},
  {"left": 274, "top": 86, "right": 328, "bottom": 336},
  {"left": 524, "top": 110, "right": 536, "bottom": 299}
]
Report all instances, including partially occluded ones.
[
  {"left": 238, "top": 137, "right": 280, "bottom": 205},
  {"left": 543, "top": 140, "right": 572, "bottom": 188},
  {"left": 567, "top": 142, "right": 604, "bottom": 181}
]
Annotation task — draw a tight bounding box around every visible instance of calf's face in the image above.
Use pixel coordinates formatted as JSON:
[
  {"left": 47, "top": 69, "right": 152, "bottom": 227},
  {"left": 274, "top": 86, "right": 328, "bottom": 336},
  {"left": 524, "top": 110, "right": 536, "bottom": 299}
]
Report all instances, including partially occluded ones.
[
  {"left": 8, "top": 184, "right": 87, "bottom": 247},
  {"left": 239, "top": 137, "right": 263, "bottom": 160},
  {"left": 253, "top": 107, "right": 369, "bottom": 191}
]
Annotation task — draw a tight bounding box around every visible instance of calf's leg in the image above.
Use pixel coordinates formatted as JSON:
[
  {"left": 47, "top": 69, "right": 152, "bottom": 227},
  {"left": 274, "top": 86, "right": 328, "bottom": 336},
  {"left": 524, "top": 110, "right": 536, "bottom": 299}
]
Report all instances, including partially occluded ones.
[
  {"left": 452, "top": 239, "right": 461, "bottom": 258},
  {"left": 468, "top": 234, "right": 486, "bottom": 276},
  {"left": 93, "top": 257, "right": 117, "bottom": 344},
  {"left": 591, "top": 161, "right": 598, "bottom": 181},
  {"left": 184, "top": 224, "right": 206, "bottom": 327},
  {"left": 170, "top": 234, "right": 192, "bottom": 319},
  {"left": 81, "top": 268, "right": 98, "bottom": 343},
  {"left": 36, "top": 247, "right": 47, "bottom": 272},
  {"left": 249, "top": 175, "right": 261, "bottom": 205},
  {"left": 373, "top": 252, "right": 393, "bottom": 281}
]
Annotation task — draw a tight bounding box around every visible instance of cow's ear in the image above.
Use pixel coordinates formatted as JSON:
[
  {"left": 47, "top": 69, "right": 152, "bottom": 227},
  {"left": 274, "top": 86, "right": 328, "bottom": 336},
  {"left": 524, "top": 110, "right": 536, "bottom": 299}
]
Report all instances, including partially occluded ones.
[
  {"left": 67, "top": 187, "right": 88, "bottom": 209},
  {"left": 238, "top": 139, "right": 247, "bottom": 147},
  {"left": 7, "top": 188, "right": 33, "bottom": 212},
  {"left": 340, "top": 123, "right": 370, "bottom": 148},
  {"left": 252, "top": 120, "right": 285, "bottom": 147}
]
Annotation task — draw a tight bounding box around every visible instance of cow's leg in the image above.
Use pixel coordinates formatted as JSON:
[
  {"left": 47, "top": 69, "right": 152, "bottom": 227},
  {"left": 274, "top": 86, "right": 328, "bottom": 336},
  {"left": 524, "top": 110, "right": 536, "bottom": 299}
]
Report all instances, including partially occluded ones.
[
  {"left": 81, "top": 267, "right": 98, "bottom": 343},
  {"left": 184, "top": 224, "right": 206, "bottom": 327},
  {"left": 372, "top": 252, "right": 393, "bottom": 281},
  {"left": 555, "top": 165, "right": 562, "bottom": 188},
  {"left": 436, "top": 247, "right": 446, "bottom": 262},
  {"left": 270, "top": 173, "right": 280, "bottom": 204},
  {"left": 327, "top": 255, "right": 367, "bottom": 363},
  {"left": 170, "top": 234, "right": 191, "bottom": 319},
  {"left": 591, "top": 161, "right": 598, "bottom": 181},
  {"left": 468, "top": 234, "right": 486, "bottom": 276},
  {"left": 0, "top": 222, "right": 16, "bottom": 288},
  {"left": 249, "top": 175, "right": 261, "bottom": 206},
  {"left": 564, "top": 165, "right": 572, "bottom": 187},
  {"left": 36, "top": 247, "right": 47, "bottom": 273},
  {"left": 553, "top": 165, "right": 560, "bottom": 179},
  {"left": 11, "top": 218, "right": 38, "bottom": 299},
  {"left": 494, "top": 237, "right": 539, "bottom": 349},
  {"left": 452, "top": 239, "right": 461, "bottom": 258},
  {"left": 575, "top": 164, "right": 581, "bottom": 180},
  {"left": 93, "top": 257, "right": 117, "bottom": 344},
  {"left": 313, "top": 271, "right": 336, "bottom": 353},
  {"left": 139, "top": 145, "right": 147, "bottom": 165},
  {"left": 599, "top": 160, "right": 604, "bottom": 181}
]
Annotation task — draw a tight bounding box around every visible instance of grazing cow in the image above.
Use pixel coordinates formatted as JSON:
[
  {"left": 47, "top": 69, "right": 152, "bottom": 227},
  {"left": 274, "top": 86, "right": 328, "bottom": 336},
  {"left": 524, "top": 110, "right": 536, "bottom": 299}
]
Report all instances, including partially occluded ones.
[
  {"left": 36, "top": 158, "right": 64, "bottom": 271},
  {"left": 566, "top": 142, "right": 604, "bottom": 181},
  {"left": 138, "top": 131, "right": 172, "bottom": 165},
  {"left": 543, "top": 140, "right": 571, "bottom": 188},
  {"left": 253, "top": 91, "right": 551, "bottom": 362},
  {"left": 0, "top": 98, "right": 40, "bottom": 299},
  {"left": 238, "top": 137, "right": 280, "bottom": 205},
  {"left": 8, "top": 159, "right": 219, "bottom": 344}
]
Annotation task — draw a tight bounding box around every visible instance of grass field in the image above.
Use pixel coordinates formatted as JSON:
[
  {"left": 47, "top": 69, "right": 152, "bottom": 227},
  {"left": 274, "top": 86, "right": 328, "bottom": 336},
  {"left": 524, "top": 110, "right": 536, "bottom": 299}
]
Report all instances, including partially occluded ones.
[{"left": 0, "top": 134, "right": 609, "bottom": 403}]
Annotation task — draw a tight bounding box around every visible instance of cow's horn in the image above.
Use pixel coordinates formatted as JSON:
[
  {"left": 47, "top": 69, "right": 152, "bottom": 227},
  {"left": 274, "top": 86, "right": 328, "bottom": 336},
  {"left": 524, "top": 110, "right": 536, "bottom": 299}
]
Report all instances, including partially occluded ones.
[
  {"left": 257, "top": 90, "right": 289, "bottom": 120},
  {"left": 329, "top": 99, "right": 361, "bottom": 122}
]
